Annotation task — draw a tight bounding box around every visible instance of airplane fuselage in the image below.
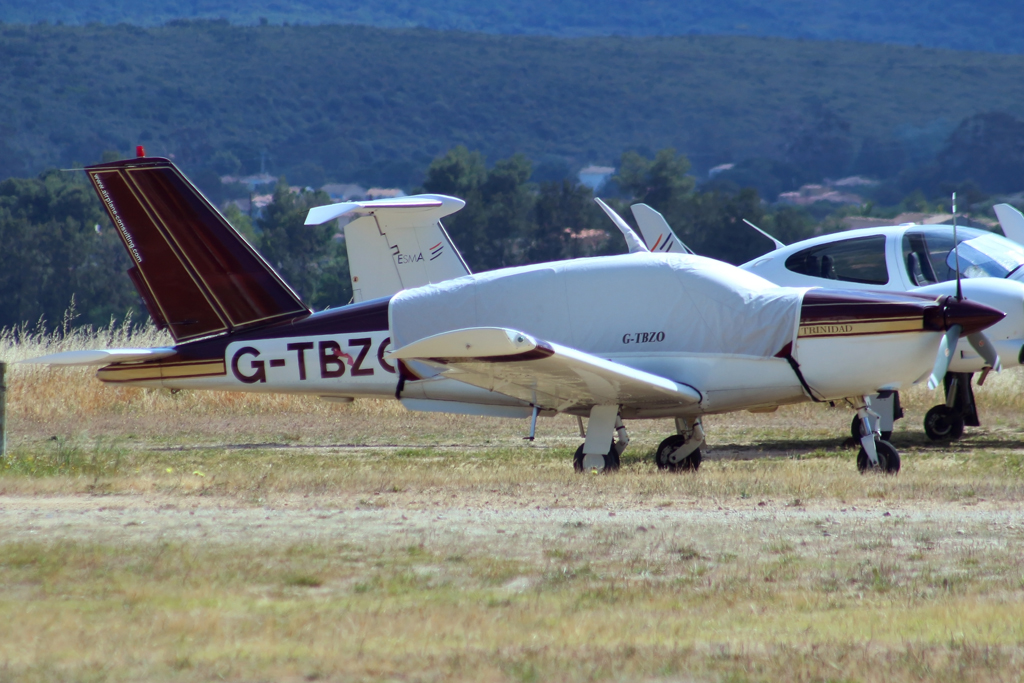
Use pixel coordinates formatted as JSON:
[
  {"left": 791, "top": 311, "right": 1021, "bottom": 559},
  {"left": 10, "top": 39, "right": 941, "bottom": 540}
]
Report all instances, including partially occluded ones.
[{"left": 94, "top": 253, "right": 999, "bottom": 420}]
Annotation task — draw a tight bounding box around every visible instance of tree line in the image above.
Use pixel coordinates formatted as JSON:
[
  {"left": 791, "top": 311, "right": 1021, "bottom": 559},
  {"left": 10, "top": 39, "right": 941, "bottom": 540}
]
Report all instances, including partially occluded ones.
[{"left": 0, "top": 146, "right": 821, "bottom": 331}]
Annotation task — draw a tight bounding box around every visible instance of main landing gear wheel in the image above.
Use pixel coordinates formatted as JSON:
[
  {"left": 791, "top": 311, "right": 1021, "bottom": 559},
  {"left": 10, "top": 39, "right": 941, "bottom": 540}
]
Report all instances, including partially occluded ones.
[
  {"left": 924, "top": 405, "right": 965, "bottom": 441},
  {"left": 856, "top": 438, "right": 901, "bottom": 475},
  {"left": 655, "top": 434, "right": 701, "bottom": 472},
  {"left": 573, "top": 442, "right": 620, "bottom": 473},
  {"left": 850, "top": 415, "right": 891, "bottom": 442}
]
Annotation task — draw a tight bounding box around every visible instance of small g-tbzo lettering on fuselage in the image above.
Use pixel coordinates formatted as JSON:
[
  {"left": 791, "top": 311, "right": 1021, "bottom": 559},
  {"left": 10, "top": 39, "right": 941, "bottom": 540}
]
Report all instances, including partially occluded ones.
[
  {"left": 622, "top": 331, "right": 666, "bottom": 345},
  {"left": 229, "top": 334, "right": 394, "bottom": 385}
]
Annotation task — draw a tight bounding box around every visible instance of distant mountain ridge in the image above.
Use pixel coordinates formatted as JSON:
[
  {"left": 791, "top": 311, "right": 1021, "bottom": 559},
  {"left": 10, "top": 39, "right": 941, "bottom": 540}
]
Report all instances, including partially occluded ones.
[
  {"left": 3, "top": 0, "right": 1024, "bottom": 54},
  {"left": 3, "top": 23, "right": 1024, "bottom": 190}
]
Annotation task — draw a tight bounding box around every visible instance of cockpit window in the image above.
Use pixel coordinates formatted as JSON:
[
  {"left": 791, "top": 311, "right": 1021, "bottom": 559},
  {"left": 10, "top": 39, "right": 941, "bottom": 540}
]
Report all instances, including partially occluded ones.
[
  {"left": 903, "top": 227, "right": 1024, "bottom": 284},
  {"left": 902, "top": 231, "right": 951, "bottom": 285},
  {"left": 784, "top": 235, "right": 889, "bottom": 285}
]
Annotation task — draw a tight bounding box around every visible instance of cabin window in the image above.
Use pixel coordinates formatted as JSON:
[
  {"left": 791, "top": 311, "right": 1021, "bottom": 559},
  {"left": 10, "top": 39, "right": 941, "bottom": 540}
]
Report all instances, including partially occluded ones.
[{"left": 784, "top": 236, "right": 889, "bottom": 285}]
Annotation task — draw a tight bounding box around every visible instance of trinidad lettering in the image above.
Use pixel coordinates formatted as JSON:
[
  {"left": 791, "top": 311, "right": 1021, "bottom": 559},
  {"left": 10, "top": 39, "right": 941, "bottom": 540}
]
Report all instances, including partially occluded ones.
[{"left": 801, "top": 324, "right": 855, "bottom": 336}]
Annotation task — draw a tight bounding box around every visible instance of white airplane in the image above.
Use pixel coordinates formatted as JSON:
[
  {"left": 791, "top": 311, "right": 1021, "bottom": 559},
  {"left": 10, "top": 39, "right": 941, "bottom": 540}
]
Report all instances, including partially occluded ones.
[
  {"left": 631, "top": 202, "right": 1024, "bottom": 441},
  {"left": 25, "top": 156, "right": 1007, "bottom": 475}
]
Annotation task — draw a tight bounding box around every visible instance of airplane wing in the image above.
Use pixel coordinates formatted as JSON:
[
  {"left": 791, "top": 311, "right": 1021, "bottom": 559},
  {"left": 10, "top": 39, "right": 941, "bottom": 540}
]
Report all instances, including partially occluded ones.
[
  {"left": 994, "top": 203, "right": 1024, "bottom": 247},
  {"left": 305, "top": 194, "right": 471, "bottom": 302},
  {"left": 21, "top": 348, "right": 176, "bottom": 365},
  {"left": 630, "top": 203, "right": 691, "bottom": 253},
  {"left": 388, "top": 327, "right": 701, "bottom": 413}
]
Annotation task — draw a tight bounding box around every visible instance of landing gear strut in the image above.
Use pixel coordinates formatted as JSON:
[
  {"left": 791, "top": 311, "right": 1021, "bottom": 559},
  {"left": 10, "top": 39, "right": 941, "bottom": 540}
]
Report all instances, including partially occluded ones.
[
  {"left": 655, "top": 417, "right": 703, "bottom": 472},
  {"left": 852, "top": 396, "right": 900, "bottom": 475},
  {"left": 850, "top": 392, "right": 902, "bottom": 442},
  {"left": 923, "top": 372, "right": 977, "bottom": 441},
  {"left": 573, "top": 406, "right": 628, "bottom": 472}
]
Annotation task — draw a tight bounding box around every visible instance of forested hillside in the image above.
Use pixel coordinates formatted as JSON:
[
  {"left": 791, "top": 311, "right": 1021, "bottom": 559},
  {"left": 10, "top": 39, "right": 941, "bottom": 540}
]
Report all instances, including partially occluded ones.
[
  {"left": 3, "top": 0, "right": 1023, "bottom": 53},
  {"left": 3, "top": 22, "right": 1024, "bottom": 191}
]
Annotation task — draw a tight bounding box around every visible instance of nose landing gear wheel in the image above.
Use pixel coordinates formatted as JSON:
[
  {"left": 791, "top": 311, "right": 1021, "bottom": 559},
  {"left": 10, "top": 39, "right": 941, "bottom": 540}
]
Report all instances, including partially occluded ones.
[
  {"left": 655, "top": 434, "right": 701, "bottom": 471},
  {"left": 850, "top": 415, "right": 891, "bottom": 442},
  {"left": 573, "top": 442, "right": 620, "bottom": 472},
  {"left": 923, "top": 405, "right": 964, "bottom": 441},
  {"left": 856, "top": 438, "right": 900, "bottom": 474}
]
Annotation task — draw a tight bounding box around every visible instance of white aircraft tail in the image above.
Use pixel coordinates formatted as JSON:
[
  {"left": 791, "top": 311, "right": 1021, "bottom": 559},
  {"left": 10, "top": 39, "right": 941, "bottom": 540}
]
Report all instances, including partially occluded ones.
[
  {"left": 994, "top": 203, "right": 1024, "bottom": 247},
  {"left": 630, "top": 204, "right": 691, "bottom": 253},
  {"left": 306, "top": 195, "right": 471, "bottom": 302},
  {"left": 594, "top": 198, "right": 649, "bottom": 253}
]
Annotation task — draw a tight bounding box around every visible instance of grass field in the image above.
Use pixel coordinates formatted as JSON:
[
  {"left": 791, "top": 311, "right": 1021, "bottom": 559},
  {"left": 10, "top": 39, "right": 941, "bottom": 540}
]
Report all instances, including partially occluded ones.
[{"left": 2, "top": 328, "right": 1024, "bottom": 682}]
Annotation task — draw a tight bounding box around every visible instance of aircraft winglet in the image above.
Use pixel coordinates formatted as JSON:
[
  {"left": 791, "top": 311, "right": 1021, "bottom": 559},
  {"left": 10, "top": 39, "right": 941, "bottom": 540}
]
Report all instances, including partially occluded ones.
[{"left": 594, "top": 198, "right": 649, "bottom": 254}]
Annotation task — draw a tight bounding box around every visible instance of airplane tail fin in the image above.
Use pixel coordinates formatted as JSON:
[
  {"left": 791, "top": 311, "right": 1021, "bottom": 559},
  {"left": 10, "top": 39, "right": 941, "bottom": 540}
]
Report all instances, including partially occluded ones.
[
  {"left": 594, "top": 198, "right": 649, "bottom": 254},
  {"left": 630, "top": 203, "right": 692, "bottom": 254},
  {"left": 306, "top": 195, "right": 471, "bottom": 302},
  {"left": 994, "top": 203, "right": 1024, "bottom": 247},
  {"left": 86, "top": 156, "right": 309, "bottom": 342}
]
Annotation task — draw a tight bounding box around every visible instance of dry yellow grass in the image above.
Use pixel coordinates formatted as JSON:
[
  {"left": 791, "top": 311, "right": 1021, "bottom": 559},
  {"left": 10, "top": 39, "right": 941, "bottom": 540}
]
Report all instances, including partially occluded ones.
[
  {"left": 4, "top": 324, "right": 1024, "bottom": 504},
  {"left": 5, "top": 320, "right": 1024, "bottom": 445}
]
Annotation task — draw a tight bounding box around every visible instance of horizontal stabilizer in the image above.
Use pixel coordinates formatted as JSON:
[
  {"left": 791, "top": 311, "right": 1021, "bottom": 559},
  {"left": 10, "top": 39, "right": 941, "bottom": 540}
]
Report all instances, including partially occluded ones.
[
  {"left": 388, "top": 327, "right": 701, "bottom": 412},
  {"left": 21, "top": 348, "right": 176, "bottom": 366},
  {"left": 305, "top": 194, "right": 465, "bottom": 225}
]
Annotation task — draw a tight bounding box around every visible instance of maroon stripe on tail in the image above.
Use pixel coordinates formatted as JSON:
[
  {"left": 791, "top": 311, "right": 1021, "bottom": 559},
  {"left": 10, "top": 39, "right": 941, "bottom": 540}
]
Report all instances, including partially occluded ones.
[
  {"left": 91, "top": 168, "right": 226, "bottom": 339},
  {"left": 126, "top": 266, "right": 168, "bottom": 331},
  {"left": 87, "top": 157, "right": 309, "bottom": 342}
]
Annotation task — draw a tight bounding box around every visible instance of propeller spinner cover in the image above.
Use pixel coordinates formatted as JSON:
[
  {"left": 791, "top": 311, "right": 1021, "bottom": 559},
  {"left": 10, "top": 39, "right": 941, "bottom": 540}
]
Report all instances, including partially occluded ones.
[{"left": 923, "top": 296, "right": 1005, "bottom": 336}]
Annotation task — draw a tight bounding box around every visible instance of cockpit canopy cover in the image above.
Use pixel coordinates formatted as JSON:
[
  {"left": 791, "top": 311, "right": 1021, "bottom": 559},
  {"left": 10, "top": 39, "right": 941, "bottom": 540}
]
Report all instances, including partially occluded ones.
[{"left": 389, "top": 252, "right": 803, "bottom": 359}]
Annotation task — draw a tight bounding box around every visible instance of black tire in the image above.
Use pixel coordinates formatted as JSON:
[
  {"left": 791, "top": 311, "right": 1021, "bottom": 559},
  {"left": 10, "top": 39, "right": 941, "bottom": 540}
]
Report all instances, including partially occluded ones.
[
  {"left": 857, "top": 438, "right": 901, "bottom": 475},
  {"left": 655, "top": 434, "right": 701, "bottom": 472},
  {"left": 573, "top": 442, "right": 620, "bottom": 472},
  {"left": 850, "top": 414, "right": 892, "bottom": 442},
  {"left": 923, "top": 405, "right": 965, "bottom": 441}
]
